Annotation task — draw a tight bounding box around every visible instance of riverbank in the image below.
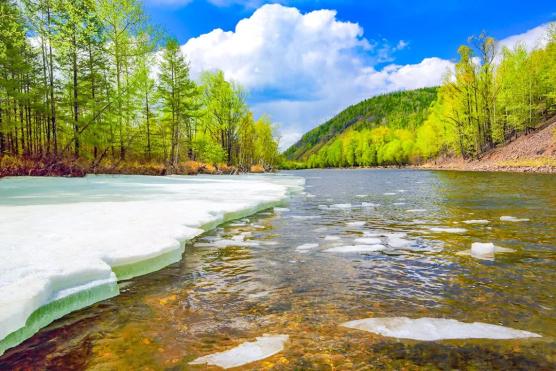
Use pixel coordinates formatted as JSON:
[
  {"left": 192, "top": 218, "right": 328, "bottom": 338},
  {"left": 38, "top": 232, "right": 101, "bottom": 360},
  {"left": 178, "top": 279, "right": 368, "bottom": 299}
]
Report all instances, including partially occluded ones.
[
  {"left": 420, "top": 120, "right": 556, "bottom": 174},
  {"left": 0, "top": 156, "right": 271, "bottom": 178}
]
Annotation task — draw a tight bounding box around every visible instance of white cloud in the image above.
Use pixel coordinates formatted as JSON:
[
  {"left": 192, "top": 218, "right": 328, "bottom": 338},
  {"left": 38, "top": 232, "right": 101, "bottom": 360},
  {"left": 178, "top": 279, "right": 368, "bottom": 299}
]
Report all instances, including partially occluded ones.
[
  {"left": 181, "top": 4, "right": 452, "bottom": 149},
  {"left": 498, "top": 23, "right": 552, "bottom": 52}
]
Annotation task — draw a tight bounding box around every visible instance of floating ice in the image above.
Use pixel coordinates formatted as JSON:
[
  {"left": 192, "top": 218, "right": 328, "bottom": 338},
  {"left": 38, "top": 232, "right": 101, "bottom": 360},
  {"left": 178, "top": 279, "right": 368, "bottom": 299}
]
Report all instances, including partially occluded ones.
[
  {"left": 274, "top": 207, "right": 290, "bottom": 213},
  {"left": 341, "top": 317, "right": 541, "bottom": 341},
  {"left": 387, "top": 236, "right": 413, "bottom": 249},
  {"left": 195, "top": 239, "right": 260, "bottom": 248},
  {"left": 346, "top": 221, "right": 366, "bottom": 227},
  {"left": 362, "top": 202, "right": 379, "bottom": 207},
  {"left": 393, "top": 202, "right": 406, "bottom": 206},
  {"left": 500, "top": 216, "right": 530, "bottom": 222},
  {"left": 324, "top": 245, "right": 386, "bottom": 253},
  {"left": 355, "top": 194, "right": 368, "bottom": 198},
  {"left": 428, "top": 227, "right": 467, "bottom": 233},
  {"left": 354, "top": 237, "right": 382, "bottom": 245},
  {"left": 189, "top": 334, "right": 289, "bottom": 369},
  {"left": 296, "top": 243, "right": 319, "bottom": 252},
  {"left": 324, "top": 235, "right": 341, "bottom": 241},
  {"left": 291, "top": 215, "right": 321, "bottom": 220},
  {"left": 457, "top": 242, "right": 516, "bottom": 260},
  {"left": 407, "top": 209, "right": 427, "bottom": 213},
  {"left": 331, "top": 203, "right": 352, "bottom": 209},
  {"left": 463, "top": 219, "right": 490, "bottom": 224},
  {"left": 383, "top": 192, "right": 396, "bottom": 196},
  {"left": 0, "top": 175, "right": 303, "bottom": 355}
]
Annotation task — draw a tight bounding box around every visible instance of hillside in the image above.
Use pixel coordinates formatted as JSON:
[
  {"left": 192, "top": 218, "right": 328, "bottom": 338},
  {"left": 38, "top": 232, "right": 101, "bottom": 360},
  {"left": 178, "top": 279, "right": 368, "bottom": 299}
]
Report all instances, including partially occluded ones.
[
  {"left": 423, "top": 116, "right": 556, "bottom": 173},
  {"left": 284, "top": 88, "right": 438, "bottom": 161}
]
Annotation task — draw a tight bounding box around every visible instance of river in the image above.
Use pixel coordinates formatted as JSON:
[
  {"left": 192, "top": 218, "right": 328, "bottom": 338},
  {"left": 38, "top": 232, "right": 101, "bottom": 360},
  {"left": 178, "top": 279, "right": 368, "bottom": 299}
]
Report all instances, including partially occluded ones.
[{"left": 1, "top": 169, "right": 555, "bottom": 369}]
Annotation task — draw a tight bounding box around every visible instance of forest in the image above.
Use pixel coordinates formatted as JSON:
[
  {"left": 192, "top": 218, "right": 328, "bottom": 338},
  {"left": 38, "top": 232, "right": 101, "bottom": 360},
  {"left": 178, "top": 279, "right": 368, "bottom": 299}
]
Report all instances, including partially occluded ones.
[
  {"left": 0, "top": 0, "right": 280, "bottom": 175},
  {"left": 285, "top": 27, "right": 556, "bottom": 169}
]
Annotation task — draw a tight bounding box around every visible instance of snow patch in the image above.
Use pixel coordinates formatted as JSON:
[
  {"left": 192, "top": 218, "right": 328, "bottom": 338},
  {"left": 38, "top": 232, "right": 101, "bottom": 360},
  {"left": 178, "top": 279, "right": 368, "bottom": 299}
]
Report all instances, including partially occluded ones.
[
  {"left": 341, "top": 317, "right": 541, "bottom": 340},
  {"left": 189, "top": 334, "right": 289, "bottom": 369}
]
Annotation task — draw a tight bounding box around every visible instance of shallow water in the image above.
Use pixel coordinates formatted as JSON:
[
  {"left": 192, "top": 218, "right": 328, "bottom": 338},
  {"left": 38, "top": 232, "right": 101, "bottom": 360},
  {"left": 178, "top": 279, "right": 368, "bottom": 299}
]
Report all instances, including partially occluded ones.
[{"left": 1, "top": 169, "right": 555, "bottom": 369}]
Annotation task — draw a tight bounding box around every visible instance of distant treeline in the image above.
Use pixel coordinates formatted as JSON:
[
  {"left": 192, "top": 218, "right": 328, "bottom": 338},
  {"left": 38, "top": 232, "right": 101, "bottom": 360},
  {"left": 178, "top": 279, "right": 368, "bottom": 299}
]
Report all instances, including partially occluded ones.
[
  {"left": 0, "top": 0, "right": 280, "bottom": 172},
  {"left": 285, "top": 27, "right": 556, "bottom": 168}
]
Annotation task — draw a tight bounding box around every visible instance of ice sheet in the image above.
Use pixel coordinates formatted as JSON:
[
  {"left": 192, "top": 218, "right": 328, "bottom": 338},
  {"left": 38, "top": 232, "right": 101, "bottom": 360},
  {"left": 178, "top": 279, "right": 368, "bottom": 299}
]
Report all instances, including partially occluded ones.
[
  {"left": 0, "top": 174, "right": 303, "bottom": 354},
  {"left": 341, "top": 317, "right": 541, "bottom": 340}
]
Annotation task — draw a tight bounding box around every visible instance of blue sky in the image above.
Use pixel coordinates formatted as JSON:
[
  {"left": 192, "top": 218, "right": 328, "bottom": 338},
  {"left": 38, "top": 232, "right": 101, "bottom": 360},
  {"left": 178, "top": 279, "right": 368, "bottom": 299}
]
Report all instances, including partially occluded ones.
[{"left": 145, "top": 0, "right": 555, "bottom": 148}]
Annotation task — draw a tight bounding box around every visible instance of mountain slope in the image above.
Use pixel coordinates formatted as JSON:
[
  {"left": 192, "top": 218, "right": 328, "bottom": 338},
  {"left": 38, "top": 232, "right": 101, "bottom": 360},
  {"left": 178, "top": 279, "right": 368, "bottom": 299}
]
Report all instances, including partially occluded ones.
[{"left": 284, "top": 87, "right": 438, "bottom": 161}]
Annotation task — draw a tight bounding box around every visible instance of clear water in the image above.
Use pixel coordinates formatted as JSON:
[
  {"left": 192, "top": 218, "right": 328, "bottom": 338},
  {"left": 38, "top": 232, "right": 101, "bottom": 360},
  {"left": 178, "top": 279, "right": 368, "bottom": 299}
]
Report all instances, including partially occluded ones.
[{"left": 1, "top": 169, "right": 555, "bottom": 369}]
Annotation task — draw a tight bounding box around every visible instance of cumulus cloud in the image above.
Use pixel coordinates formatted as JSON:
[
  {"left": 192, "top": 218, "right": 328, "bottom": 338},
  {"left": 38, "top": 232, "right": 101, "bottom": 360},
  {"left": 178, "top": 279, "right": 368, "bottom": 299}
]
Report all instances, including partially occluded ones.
[
  {"left": 181, "top": 4, "right": 453, "bottom": 149},
  {"left": 498, "top": 23, "right": 553, "bottom": 51}
]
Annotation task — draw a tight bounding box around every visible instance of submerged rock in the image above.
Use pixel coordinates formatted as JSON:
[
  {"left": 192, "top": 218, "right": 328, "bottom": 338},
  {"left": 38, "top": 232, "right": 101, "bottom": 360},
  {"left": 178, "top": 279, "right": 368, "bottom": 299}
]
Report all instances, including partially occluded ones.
[
  {"left": 189, "top": 334, "right": 289, "bottom": 369},
  {"left": 341, "top": 317, "right": 541, "bottom": 341}
]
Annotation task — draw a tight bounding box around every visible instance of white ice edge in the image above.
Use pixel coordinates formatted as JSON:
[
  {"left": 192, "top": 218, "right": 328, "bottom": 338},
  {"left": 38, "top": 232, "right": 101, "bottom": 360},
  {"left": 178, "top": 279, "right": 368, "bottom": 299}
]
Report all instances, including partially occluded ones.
[
  {"left": 189, "top": 334, "right": 289, "bottom": 369},
  {"left": 341, "top": 317, "right": 542, "bottom": 341},
  {"left": 0, "top": 174, "right": 304, "bottom": 353}
]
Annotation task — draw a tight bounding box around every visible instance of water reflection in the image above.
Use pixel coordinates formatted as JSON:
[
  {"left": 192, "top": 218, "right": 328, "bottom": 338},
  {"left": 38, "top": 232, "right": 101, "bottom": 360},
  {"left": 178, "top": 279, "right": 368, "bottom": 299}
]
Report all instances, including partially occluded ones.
[{"left": 1, "top": 169, "right": 555, "bottom": 369}]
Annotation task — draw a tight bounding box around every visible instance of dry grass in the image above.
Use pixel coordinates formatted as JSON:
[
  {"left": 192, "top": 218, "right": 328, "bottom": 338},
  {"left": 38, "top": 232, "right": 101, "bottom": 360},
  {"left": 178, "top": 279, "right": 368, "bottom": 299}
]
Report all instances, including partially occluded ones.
[{"left": 250, "top": 164, "right": 265, "bottom": 173}]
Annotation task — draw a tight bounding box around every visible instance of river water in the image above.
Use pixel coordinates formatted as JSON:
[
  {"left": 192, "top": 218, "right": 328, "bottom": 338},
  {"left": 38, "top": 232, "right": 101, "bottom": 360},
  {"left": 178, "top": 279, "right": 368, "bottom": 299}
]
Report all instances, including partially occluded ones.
[{"left": 1, "top": 169, "right": 555, "bottom": 369}]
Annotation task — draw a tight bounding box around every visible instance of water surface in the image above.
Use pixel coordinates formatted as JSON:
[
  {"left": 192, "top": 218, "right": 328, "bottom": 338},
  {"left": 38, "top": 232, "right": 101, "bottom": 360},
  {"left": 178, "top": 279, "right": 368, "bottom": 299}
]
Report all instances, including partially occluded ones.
[{"left": 1, "top": 169, "right": 555, "bottom": 369}]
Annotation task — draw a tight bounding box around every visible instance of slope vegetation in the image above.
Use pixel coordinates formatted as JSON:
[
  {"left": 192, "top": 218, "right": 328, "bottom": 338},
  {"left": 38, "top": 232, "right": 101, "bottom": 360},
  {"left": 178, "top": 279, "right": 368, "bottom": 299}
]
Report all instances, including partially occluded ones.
[{"left": 284, "top": 88, "right": 438, "bottom": 161}]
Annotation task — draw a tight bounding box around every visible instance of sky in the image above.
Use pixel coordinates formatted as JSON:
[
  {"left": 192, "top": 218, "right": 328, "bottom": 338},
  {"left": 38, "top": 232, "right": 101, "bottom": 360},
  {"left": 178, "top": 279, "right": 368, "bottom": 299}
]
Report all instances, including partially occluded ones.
[{"left": 144, "top": 0, "right": 555, "bottom": 149}]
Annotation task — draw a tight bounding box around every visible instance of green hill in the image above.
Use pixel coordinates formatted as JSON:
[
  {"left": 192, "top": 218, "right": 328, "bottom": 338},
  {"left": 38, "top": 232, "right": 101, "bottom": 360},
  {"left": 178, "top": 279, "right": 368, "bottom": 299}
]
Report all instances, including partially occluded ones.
[{"left": 284, "top": 87, "right": 438, "bottom": 162}]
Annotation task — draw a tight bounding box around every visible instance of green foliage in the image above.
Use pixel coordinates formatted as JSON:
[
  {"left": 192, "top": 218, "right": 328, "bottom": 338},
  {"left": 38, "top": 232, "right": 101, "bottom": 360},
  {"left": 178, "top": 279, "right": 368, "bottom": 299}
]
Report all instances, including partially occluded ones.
[
  {"left": 284, "top": 87, "right": 438, "bottom": 161},
  {"left": 288, "top": 24, "right": 556, "bottom": 169},
  {"left": 0, "top": 0, "right": 280, "bottom": 171}
]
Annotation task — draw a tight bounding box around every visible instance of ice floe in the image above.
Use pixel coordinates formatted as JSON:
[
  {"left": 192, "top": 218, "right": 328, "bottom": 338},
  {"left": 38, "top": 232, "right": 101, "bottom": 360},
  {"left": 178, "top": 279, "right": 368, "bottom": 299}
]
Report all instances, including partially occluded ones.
[
  {"left": 331, "top": 203, "right": 352, "bottom": 209},
  {"left": 463, "top": 219, "right": 490, "bottom": 224},
  {"left": 324, "top": 235, "right": 342, "bottom": 241},
  {"left": 428, "top": 227, "right": 467, "bottom": 233},
  {"left": 0, "top": 174, "right": 303, "bottom": 355},
  {"left": 346, "top": 221, "right": 366, "bottom": 227},
  {"left": 354, "top": 237, "right": 382, "bottom": 245},
  {"left": 406, "top": 209, "right": 427, "bottom": 213},
  {"left": 189, "top": 334, "right": 289, "bottom": 369},
  {"left": 324, "top": 245, "right": 386, "bottom": 253},
  {"left": 500, "top": 216, "right": 530, "bottom": 222},
  {"left": 274, "top": 207, "right": 291, "bottom": 213},
  {"left": 341, "top": 317, "right": 541, "bottom": 341},
  {"left": 296, "top": 243, "right": 319, "bottom": 252},
  {"left": 362, "top": 202, "right": 380, "bottom": 208},
  {"left": 383, "top": 192, "right": 397, "bottom": 196},
  {"left": 457, "top": 242, "right": 516, "bottom": 260}
]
